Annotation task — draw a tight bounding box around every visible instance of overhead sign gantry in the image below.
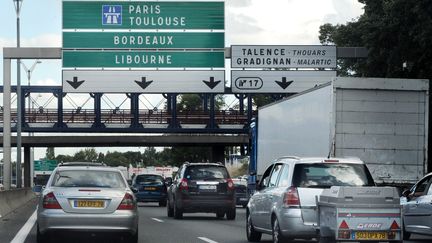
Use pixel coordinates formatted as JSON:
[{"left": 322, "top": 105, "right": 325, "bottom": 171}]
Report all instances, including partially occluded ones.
[{"left": 62, "top": 0, "right": 225, "bottom": 93}]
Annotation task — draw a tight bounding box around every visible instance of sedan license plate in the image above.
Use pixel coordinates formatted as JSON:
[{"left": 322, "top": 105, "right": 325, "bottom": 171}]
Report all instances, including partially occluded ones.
[
  {"left": 144, "top": 187, "right": 157, "bottom": 191},
  {"left": 355, "top": 231, "right": 387, "bottom": 240},
  {"left": 199, "top": 185, "right": 217, "bottom": 191},
  {"left": 75, "top": 200, "right": 104, "bottom": 208}
]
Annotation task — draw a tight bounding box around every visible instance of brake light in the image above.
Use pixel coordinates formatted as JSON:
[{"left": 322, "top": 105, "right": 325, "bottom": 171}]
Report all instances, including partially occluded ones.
[
  {"left": 117, "top": 193, "right": 135, "bottom": 210},
  {"left": 179, "top": 178, "right": 189, "bottom": 191},
  {"left": 324, "top": 159, "right": 339, "bottom": 163},
  {"left": 43, "top": 192, "right": 62, "bottom": 209},
  {"left": 283, "top": 186, "right": 300, "bottom": 207},
  {"left": 227, "top": 178, "right": 235, "bottom": 191}
]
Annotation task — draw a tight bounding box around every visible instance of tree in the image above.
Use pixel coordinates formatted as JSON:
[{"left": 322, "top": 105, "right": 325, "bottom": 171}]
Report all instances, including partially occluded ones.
[
  {"left": 319, "top": 0, "right": 432, "bottom": 171},
  {"left": 45, "top": 147, "right": 55, "bottom": 160},
  {"left": 55, "top": 154, "right": 73, "bottom": 163},
  {"left": 103, "top": 151, "right": 129, "bottom": 167},
  {"left": 319, "top": 0, "right": 432, "bottom": 80},
  {"left": 72, "top": 148, "right": 98, "bottom": 162},
  {"left": 177, "top": 94, "right": 225, "bottom": 111}
]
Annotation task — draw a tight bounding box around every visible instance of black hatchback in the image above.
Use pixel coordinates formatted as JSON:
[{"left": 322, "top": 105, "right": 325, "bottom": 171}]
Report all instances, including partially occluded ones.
[{"left": 167, "top": 162, "right": 236, "bottom": 220}]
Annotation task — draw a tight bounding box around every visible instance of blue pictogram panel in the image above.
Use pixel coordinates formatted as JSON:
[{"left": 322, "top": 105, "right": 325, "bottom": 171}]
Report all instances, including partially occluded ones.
[{"left": 102, "top": 5, "right": 122, "bottom": 25}]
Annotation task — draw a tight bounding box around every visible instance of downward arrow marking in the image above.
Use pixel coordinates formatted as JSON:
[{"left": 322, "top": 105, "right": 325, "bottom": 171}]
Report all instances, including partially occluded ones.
[
  {"left": 275, "top": 77, "right": 293, "bottom": 90},
  {"left": 203, "top": 77, "right": 221, "bottom": 89},
  {"left": 66, "top": 77, "right": 85, "bottom": 89},
  {"left": 135, "top": 77, "right": 153, "bottom": 90}
]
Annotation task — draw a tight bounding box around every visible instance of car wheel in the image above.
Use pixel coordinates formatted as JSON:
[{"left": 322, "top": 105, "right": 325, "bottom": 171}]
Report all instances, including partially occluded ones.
[
  {"left": 159, "top": 199, "right": 167, "bottom": 207},
  {"left": 36, "top": 224, "right": 48, "bottom": 243},
  {"left": 173, "top": 199, "right": 183, "bottom": 219},
  {"left": 226, "top": 207, "right": 236, "bottom": 220},
  {"left": 272, "top": 217, "right": 288, "bottom": 243},
  {"left": 167, "top": 199, "right": 174, "bottom": 217},
  {"left": 246, "top": 213, "right": 262, "bottom": 242}
]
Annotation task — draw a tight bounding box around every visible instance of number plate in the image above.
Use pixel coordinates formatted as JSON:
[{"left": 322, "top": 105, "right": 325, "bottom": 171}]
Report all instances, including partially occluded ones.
[
  {"left": 200, "top": 185, "right": 217, "bottom": 190},
  {"left": 75, "top": 200, "right": 104, "bottom": 208},
  {"left": 355, "top": 231, "right": 387, "bottom": 240},
  {"left": 144, "top": 187, "right": 157, "bottom": 191}
]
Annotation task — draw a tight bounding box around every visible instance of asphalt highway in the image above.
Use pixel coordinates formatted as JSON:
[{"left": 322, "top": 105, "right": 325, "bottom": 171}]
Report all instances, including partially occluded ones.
[{"left": 1, "top": 199, "right": 431, "bottom": 243}]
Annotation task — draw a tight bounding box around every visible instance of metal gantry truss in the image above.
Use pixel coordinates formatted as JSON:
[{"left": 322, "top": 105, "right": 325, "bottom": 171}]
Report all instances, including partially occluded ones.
[{"left": 0, "top": 85, "right": 261, "bottom": 134}]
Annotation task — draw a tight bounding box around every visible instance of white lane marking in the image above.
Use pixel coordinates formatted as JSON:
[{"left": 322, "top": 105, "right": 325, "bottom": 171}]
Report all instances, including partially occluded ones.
[
  {"left": 198, "top": 237, "right": 219, "bottom": 243},
  {"left": 151, "top": 217, "right": 164, "bottom": 223},
  {"left": 11, "top": 209, "right": 37, "bottom": 243}
]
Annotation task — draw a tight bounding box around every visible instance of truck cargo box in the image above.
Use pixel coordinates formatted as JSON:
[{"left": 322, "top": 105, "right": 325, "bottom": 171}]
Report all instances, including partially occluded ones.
[{"left": 256, "top": 77, "right": 429, "bottom": 186}]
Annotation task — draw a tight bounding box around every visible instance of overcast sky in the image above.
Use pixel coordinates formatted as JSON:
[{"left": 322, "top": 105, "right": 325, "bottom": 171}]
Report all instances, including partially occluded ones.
[{"left": 0, "top": 0, "right": 364, "bottom": 159}]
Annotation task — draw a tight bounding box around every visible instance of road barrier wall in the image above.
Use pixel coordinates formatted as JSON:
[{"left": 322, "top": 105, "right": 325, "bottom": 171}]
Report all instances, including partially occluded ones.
[{"left": 0, "top": 188, "right": 36, "bottom": 218}]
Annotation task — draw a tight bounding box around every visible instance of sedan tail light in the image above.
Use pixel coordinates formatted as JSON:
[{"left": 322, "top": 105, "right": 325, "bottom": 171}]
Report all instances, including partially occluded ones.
[
  {"left": 283, "top": 186, "right": 300, "bottom": 207},
  {"left": 117, "top": 193, "right": 136, "bottom": 210},
  {"left": 43, "top": 192, "right": 62, "bottom": 209}
]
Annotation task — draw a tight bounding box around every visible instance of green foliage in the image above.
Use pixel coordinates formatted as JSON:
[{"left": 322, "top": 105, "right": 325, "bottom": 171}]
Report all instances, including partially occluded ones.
[
  {"left": 103, "top": 151, "right": 129, "bottom": 167},
  {"left": 163, "top": 146, "right": 213, "bottom": 167},
  {"left": 72, "top": 148, "right": 98, "bottom": 162},
  {"left": 55, "top": 154, "right": 73, "bottom": 163},
  {"left": 319, "top": 0, "right": 432, "bottom": 80},
  {"left": 177, "top": 94, "right": 225, "bottom": 111},
  {"left": 45, "top": 147, "right": 55, "bottom": 160}
]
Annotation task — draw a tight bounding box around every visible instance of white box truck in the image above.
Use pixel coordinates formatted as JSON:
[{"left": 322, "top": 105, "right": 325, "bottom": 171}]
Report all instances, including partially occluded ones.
[{"left": 252, "top": 77, "right": 429, "bottom": 187}]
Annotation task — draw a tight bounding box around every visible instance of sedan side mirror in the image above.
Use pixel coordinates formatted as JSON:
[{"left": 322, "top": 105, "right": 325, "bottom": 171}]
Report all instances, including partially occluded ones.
[
  {"left": 165, "top": 177, "right": 173, "bottom": 186},
  {"left": 402, "top": 189, "right": 411, "bottom": 198},
  {"left": 130, "top": 187, "right": 138, "bottom": 193}
]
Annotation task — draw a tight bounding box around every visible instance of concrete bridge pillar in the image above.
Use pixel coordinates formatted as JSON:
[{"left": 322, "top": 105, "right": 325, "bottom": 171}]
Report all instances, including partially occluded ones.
[{"left": 24, "top": 146, "right": 31, "bottom": 187}]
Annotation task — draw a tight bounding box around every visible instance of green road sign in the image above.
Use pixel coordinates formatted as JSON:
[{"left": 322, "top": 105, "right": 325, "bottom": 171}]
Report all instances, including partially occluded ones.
[
  {"left": 63, "top": 32, "right": 225, "bottom": 49},
  {"left": 34, "top": 160, "right": 58, "bottom": 171},
  {"left": 63, "top": 1, "right": 224, "bottom": 30},
  {"left": 63, "top": 51, "right": 225, "bottom": 68}
]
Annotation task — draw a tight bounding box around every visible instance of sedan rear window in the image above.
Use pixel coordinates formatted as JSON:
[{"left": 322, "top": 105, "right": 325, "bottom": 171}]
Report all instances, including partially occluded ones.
[
  {"left": 185, "top": 165, "right": 229, "bottom": 180},
  {"left": 292, "top": 163, "right": 375, "bottom": 188},
  {"left": 51, "top": 170, "right": 126, "bottom": 188},
  {"left": 135, "top": 175, "right": 164, "bottom": 185}
]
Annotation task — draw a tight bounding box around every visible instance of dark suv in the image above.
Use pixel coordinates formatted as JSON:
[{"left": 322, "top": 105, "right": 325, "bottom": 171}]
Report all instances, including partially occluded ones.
[{"left": 167, "top": 162, "right": 236, "bottom": 220}]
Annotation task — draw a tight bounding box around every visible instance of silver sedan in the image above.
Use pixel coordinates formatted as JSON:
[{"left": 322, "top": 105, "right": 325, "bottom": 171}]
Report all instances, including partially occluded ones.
[
  {"left": 36, "top": 165, "right": 138, "bottom": 243},
  {"left": 401, "top": 172, "right": 432, "bottom": 240}
]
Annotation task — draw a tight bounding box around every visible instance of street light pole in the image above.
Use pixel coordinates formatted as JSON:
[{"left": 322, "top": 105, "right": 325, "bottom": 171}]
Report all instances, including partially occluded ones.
[
  {"left": 20, "top": 60, "right": 41, "bottom": 187},
  {"left": 21, "top": 60, "right": 42, "bottom": 118},
  {"left": 13, "top": 0, "right": 23, "bottom": 188}
]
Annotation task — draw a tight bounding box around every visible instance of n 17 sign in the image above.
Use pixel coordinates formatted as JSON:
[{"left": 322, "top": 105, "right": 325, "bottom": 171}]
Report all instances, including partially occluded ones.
[{"left": 231, "top": 71, "right": 336, "bottom": 93}]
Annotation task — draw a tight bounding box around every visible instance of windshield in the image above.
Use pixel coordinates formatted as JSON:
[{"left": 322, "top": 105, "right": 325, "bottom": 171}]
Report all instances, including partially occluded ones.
[
  {"left": 51, "top": 170, "right": 126, "bottom": 188},
  {"left": 185, "top": 165, "right": 229, "bottom": 180},
  {"left": 292, "top": 163, "right": 375, "bottom": 188},
  {"left": 135, "top": 175, "right": 164, "bottom": 185}
]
